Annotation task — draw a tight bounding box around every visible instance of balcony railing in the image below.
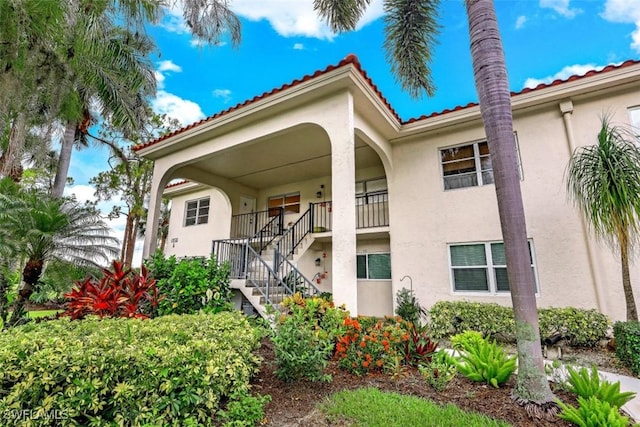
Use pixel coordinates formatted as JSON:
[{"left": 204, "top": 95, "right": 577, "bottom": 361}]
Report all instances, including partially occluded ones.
[
  {"left": 309, "top": 191, "right": 389, "bottom": 232},
  {"left": 231, "top": 208, "right": 283, "bottom": 239}
]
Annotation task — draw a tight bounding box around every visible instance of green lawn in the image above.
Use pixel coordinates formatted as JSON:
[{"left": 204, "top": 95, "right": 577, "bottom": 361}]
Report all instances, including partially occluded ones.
[
  {"left": 320, "top": 388, "right": 512, "bottom": 427},
  {"left": 0, "top": 310, "right": 61, "bottom": 329}
]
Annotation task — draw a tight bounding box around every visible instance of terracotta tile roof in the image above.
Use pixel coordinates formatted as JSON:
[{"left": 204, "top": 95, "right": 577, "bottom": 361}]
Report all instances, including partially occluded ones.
[
  {"left": 165, "top": 180, "right": 189, "bottom": 189},
  {"left": 134, "top": 57, "right": 640, "bottom": 151},
  {"left": 404, "top": 59, "right": 640, "bottom": 124}
]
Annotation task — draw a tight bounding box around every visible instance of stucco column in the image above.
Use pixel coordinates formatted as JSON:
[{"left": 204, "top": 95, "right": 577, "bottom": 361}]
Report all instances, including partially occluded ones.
[
  {"left": 324, "top": 91, "right": 358, "bottom": 314},
  {"left": 142, "top": 161, "right": 172, "bottom": 261},
  {"left": 560, "top": 100, "right": 606, "bottom": 313}
]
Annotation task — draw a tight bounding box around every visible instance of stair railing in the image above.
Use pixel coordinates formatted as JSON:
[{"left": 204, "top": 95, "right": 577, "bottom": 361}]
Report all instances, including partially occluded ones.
[
  {"left": 273, "top": 247, "right": 321, "bottom": 298},
  {"left": 245, "top": 244, "right": 295, "bottom": 306},
  {"left": 250, "top": 207, "right": 284, "bottom": 254},
  {"left": 275, "top": 207, "right": 312, "bottom": 263}
]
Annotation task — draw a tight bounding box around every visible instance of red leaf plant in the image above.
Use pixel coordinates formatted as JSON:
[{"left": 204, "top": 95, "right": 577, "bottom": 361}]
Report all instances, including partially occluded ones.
[{"left": 63, "top": 261, "right": 160, "bottom": 320}]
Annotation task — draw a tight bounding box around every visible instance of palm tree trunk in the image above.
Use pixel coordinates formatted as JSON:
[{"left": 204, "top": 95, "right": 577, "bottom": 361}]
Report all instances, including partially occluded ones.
[
  {"left": 620, "top": 235, "right": 638, "bottom": 321},
  {"left": 0, "top": 112, "right": 26, "bottom": 181},
  {"left": 0, "top": 264, "right": 9, "bottom": 328},
  {"left": 7, "top": 259, "right": 43, "bottom": 327},
  {"left": 122, "top": 213, "right": 136, "bottom": 268},
  {"left": 465, "top": 0, "right": 556, "bottom": 415},
  {"left": 51, "top": 120, "right": 77, "bottom": 198}
]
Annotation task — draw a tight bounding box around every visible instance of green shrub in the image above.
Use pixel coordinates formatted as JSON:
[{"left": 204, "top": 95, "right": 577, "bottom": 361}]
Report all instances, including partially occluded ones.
[
  {"left": 450, "top": 330, "right": 485, "bottom": 352},
  {"left": 557, "top": 396, "right": 630, "bottom": 427},
  {"left": 455, "top": 337, "right": 516, "bottom": 388},
  {"left": 272, "top": 294, "right": 345, "bottom": 382},
  {"left": 418, "top": 351, "right": 457, "bottom": 391},
  {"left": 563, "top": 365, "right": 636, "bottom": 408},
  {"left": 538, "top": 307, "right": 609, "bottom": 347},
  {"left": 428, "top": 301, "right": 515, "bottom": 340},
  {"left": 0, "top": 312, "right": 261, "bottom": 426},
  {"left": 218, "top": 391, "right": 271, "bottom": 427},
  {"left": 147, "top": 252, "right": 233, "bottom": 315},
  {"left": 429, "top": 301, "right": 609, "bottom": 347},
  {"left": 613, "top": 321, "right": 640, "bottom": 376},
  {"left": 395, "top": 287, "right": 427, "bottom": 326}
]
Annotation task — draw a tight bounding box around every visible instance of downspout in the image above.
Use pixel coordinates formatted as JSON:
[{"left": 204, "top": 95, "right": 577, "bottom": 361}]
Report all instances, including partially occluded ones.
[{"left": 559, "top": 100, "right": 606, "bottom": 313}]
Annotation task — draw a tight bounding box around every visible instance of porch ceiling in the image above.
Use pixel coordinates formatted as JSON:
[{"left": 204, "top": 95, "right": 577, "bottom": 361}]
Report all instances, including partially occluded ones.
[{"left": 180, "top": 125, "right": 382, "bottom": 189}]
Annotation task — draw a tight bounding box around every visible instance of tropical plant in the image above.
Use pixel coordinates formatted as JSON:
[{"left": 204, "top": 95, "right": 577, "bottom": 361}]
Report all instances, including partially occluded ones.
[
  {"left": 451, "top": 330, "right": 486, "bottom": 352},
  {"left": 395, "top": 287, "right": 427, "bottom": 326},
  {"left": 314, "top": 0, "right": 554, "bottom": 411},
  {"left": 455, "top": 337, "right": 516, "bottom": 388},
  {"left": 563, "top": 366, "right": 636, "bottom": 408},
  {"left": 419, "top": 352, "right": 457, "bottom": 391},
  {"left": 63, "top": 260, "right": 159, "bottom": 319},
  {"left": 566, "top": 118, "right": 640, "bottom": 321},
  {"left": 556, "top": 396, "right": 630, "bottom": 427},
  {"left": 0, "top": 188, "right": 119, "bottom": 326}
]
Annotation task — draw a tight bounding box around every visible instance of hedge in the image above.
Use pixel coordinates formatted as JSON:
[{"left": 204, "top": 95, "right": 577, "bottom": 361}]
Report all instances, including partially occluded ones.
[
  {"left": 0, "top": 312, "right": 261, "bottom": 426},
  {"left": 613, "top": 321, "right": 640, "bottom": 376}
]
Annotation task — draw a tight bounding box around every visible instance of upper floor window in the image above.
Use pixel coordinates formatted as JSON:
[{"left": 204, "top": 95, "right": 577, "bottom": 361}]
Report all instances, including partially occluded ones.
[
  {"left": 268, "top": 192, "right": 300, "bottom": 217},
  {"left": 185, "top": 197, "right": 209, "bottom": 226},
  {"left": 448, "top": 240, "right": 538, "bottom": 294},
  {"left": 357, "top": 252, "right": 391, "bottom": 280},
  {"left": 440, "top": 135, "right": 521, "bottom": 190},
  {"left": 356, "top": 177, "right": 387, "bottom": 205}
]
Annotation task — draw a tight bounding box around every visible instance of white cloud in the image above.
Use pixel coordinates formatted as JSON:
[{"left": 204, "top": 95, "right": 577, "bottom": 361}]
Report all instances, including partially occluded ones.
[
  {"left": 293, "top": 43, "right": 305, "bottom": 50},
  {"left": 151, "top": 91, "right": 205, "bottom": 125},
  {"left": 540, "top": 0, "right": 581, "bottom": 18},
  {"left": 212, "top": 88, "right": 232, "bottom": 103},
  {"left": 515, "top": 15, "right": 527, "bottom": 29},
  {"left": 523, "top": 63, "right": 607, "bottom": 88},
  {"left": 158, "top": 60, "right": 182, "bottom": 73},
  {"left": 154, "top": 71, "right": 166, "bottom": 89},
  {"left": 602, "top": 0, "right": 640, "bottom": 53}
]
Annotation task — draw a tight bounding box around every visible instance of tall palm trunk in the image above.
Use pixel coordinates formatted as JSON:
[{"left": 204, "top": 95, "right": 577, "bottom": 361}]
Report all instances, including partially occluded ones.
[
  {"left": 52, "top": 120, "right": 77, "bottom": 198},
  {"left": 619, "top": 233, "right": 638, "bottom": 321},
  {"left": 0, "top": 112, "right": 26, "bottom": 181},
  {"left": 7, "top": 258, "right": 43, "bottom": 327},
  {"left": 121, "top": 213, "right": 136, "bottom": 268},
  {"left": 465, "top": 0, "right": 555, "bottom": 414}
]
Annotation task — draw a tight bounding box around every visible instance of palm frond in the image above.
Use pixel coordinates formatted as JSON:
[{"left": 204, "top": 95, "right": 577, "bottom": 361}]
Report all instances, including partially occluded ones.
[
  {"left": 383, "top": 0, "right": 440, "bottom": 98},
  {"left": 314, "top": 0, "right": 371, "bottom": 32},
  {"left": 566, "top": 118, "right": 640, "bottom": 250},
  {"left": 182, "top": 0, "right": 241, "bottom": 47}
]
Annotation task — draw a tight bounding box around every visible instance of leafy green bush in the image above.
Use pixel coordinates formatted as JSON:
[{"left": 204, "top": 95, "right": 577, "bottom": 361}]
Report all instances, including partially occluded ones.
[
  {"left": 0, "top": 312, "right": 261, "bottom": 426},
  {"left": 395, "top": 287, "right": 427, "bottom": 326},
  {"left": 557, "top": 396, "right": 630, "bottom": 427},
  {"left": 147, "top": 252, "right": 233, "bottom": 315},
  {"left": 455, "top": 337, "right": 516, "bottom": 388},
  {"left": 613, "top": 321, "right": 640, "bottom": 376},
  {"left": 428, "top": 301, "right": 515, "bottom": 340},
  {"left": 218, "top": 391, "right": 271, "bottom": 427},
  {"left": 450, "top": 330, "right": 485, "bottom": 351},
  {"left": 419, "top": 351, "right": 457, "bottom": 391},
  {"left": 429, "top": 301, "right": 609, "bottom": 347},
  {"left": 272, "top": 294, "right": 346, "bottom": 382},
  {"left": 538, "top": 307, "right": 609, "bottom": 347},
  {"left": 563, "top": 365, "right": 636, "bottom": 408}
]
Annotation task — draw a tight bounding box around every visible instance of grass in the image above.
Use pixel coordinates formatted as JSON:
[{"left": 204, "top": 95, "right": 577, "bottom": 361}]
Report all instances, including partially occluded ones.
[{"left": 320, "top": 387, "right": 513, "bottom": 427}]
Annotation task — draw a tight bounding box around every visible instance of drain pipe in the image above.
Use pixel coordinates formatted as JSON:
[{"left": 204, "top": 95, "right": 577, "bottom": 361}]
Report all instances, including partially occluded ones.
[{"left": 560, "top": 100, "right": 606, "bottom": 314}]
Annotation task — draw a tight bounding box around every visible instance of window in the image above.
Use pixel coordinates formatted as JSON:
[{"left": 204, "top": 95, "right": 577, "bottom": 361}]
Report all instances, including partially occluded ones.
[
  {"left": 357, "top": 253, "right": 391, "bottom": 280},
  {"left": 184, "top": 198, "right": 210, "bottom": 226},
  {"left": 268, "top": 192, "right": 300, "bottom": 217},
  {"left": 628, "top": 107, "right": 640, "bottom": 130},
  {"left": 356, "top": 177, "right": 387, "bottom": 204},
  {"left": 448, "top": 241, "right": 538, "bottom": 293},
  {"left": 440, "top": 135, "right": 521, "bottom": 190}
]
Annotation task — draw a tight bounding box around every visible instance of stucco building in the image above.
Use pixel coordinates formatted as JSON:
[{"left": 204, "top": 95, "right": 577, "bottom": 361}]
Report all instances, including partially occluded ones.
[{"left": 135, "top": 55, "right": 640, "bottom": 321}]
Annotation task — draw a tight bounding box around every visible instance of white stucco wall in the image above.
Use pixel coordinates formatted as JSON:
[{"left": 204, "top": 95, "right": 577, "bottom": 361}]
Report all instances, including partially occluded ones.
[{"left": 164, "top": 187, "right": 232, "bottom": 257}]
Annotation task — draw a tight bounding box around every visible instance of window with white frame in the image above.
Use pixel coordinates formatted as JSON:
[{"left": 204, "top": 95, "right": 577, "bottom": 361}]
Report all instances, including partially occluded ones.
[
  {"left": 268, "top": 192, "right": 300, "bottom": 217},
  {"left": 184, "top": 197, "right": 210, "bottom": 226},
  {"left": 357, "top": 253, "right": 391, "bottom": 280},
  {"left": 440, "top": 135, "right": 521, "bottom": 190},
  {"left": 448, "top": 241, "right": 538, "bottom": 293},
  {"left": 628, "top": 107, "right": 640, "bottom": 130}
]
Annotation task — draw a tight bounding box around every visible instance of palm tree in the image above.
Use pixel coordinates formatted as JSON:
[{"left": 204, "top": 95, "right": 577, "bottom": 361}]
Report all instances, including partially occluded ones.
[
  {"left": 0, "top": 188, "right": 119, "bottom": 326},
  {"left": 567, "top": 118, "right": 640, "bottom": 321},
  {"left": 314, "top": 0, "right": 556, "bottom": 414}
]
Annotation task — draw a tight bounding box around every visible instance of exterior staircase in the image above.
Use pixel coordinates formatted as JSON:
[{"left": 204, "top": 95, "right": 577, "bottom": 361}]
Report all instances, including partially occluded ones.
[{"left": 213, "top": 208, "right": 321, "bottom": 318}]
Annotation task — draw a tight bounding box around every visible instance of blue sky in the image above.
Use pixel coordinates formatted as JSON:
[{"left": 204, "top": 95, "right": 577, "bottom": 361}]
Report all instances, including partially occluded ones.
[{"left": 65, "top": 0, "right": 640, "bottom": 263}]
